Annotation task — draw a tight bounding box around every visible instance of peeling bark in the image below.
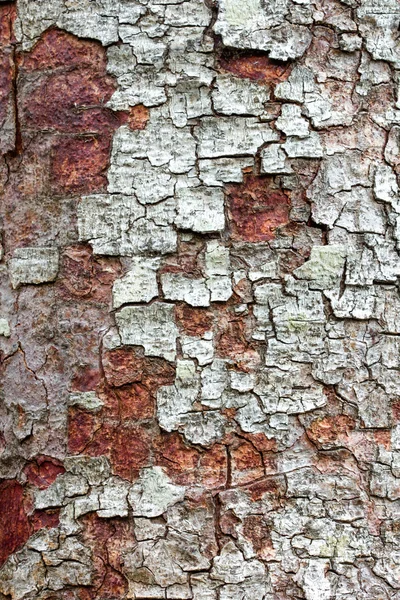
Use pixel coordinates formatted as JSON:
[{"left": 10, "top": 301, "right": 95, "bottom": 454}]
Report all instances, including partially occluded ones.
[{"left": 1, "top": 0, "right": 400, "bottom": 598}]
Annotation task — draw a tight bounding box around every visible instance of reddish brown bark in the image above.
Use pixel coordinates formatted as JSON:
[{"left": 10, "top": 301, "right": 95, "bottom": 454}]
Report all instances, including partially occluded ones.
[{"left": 227, "top": 175, "right": 290, "bottom": 242}]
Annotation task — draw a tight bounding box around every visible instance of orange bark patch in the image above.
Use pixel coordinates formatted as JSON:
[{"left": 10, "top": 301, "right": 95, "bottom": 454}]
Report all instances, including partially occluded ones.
[
  {"left": 160, "top": 238, "right": 204, "bottom": 277},
  {"left": 199, "top": 443, "right": 228, "bottom": 489},
  {"left": 0, "top": 479, "right": 61, "bottom": 566},
  {"left": 0, "top": 480, "right": 30, "bottom": 566},
  {"left": 20, "top": 72, "right": 119, "bottom": 134},
  {"left": 175, "top": 304, "right": 214, "bottom": 337},
  {"left": 219, "top": 50, "right": 291, "bottom": 83},
  {"left": 102, "top": 347, "right": 176, "bottom": 389},
  {"left": 242, "top": 515, "right": 274, "bottom": 560},
  {"left": 241, "top": 432, "right": 277, "bottom": 452},
  {"left": 154, "top": 432, "right": 200, "bottom": 486},
  {"left": 307, "top": 415, "right": 356, "bottom": 445},
  {"left": 215, "top": 306, "right": 260, "bottom": 368},
  {"left": 154, "top": 432, "right": 228, "bottom": 489},
  {"left": 58, "top": 245, "right": 122, "bottom": 302},
  {"left": 392, "top": 399, "right": 400, "bottom": 421},
  {"left": 1, "top": 28, "right": 135, "bottom": 256},
  {"left": 247, "top": 477, "right": 286, "bottom": 505},
  {"left": 24, "top": 455, "right": 65, "bottom": 489},
  {"left": 0, "top": 48, "right": 13, "bottom": 145},
  {"left": 230, "top": 440, "right": 264, "bottom": 486},
  {"left": 19, "top": 28, "right": 108, "bottom": 73},
  {"left": 51, "top": 135, "right": 112, "bottom": 194},
  {"left": 120, "top": 384, "right": 154, "bottom": 420},
  {"left": 68, "top": 408, "right": 98, "bottom": 455},
  {"left": 104, "top": 383, "right": 155, "bottom": 421},
  {"left": 17, "top": 28, "right": 132, "bottom": 195},
  {"left": 102, "top": 347, "right": 145, "bottom": 388},
  {"left": 32, "top": 509, "right": 60, "bottom": 531},
  {"left": 220, "top": 510, "right": 241, "bottom": 537},
  {"left": 374, "top": 430, "right": 391, "bottom": 450},
  {"left": 127, "top": 104, "right": 150, "bottom": 130},
  {"left": 69, "top": 348, "right": 176, "bottom": 479},
  {"left": 80, "top": 513, "right": 132, "bottom": 599},
  {"left": 68, "top": 415, "right": 151, "bottom": 481},
  {"left": 227, "top": 176, "right": 290, "bottom": 242},
  {"left": 0, "top": 3, "right": 16, "bottom": 154},
  {"left": 0, "top": 3, "right": 16, "bottom": 47},
  {"left": 71, "top": 366, "right": 102, "bottom": 392}
]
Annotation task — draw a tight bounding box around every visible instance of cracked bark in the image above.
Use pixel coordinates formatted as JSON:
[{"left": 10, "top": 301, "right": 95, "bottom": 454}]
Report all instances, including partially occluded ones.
[{"left": 1, "top": 0, "right": 400, "bottom": 599}]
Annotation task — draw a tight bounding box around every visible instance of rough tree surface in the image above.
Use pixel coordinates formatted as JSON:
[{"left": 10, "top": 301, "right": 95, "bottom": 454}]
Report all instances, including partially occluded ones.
[{"left": 1, "top": 0, "right": 400, "bottom": 598}]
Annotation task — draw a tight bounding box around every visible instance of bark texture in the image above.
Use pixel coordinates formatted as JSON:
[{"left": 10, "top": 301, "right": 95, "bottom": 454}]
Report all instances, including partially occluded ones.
[{"left": 1, "top": 0, "right": 400, "bottom": 598}]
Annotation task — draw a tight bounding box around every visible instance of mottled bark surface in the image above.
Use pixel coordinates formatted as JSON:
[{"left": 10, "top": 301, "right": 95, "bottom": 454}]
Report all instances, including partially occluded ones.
[{"left": 1, "top": 0, "right": 400, "bottom": 598}]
